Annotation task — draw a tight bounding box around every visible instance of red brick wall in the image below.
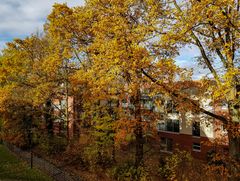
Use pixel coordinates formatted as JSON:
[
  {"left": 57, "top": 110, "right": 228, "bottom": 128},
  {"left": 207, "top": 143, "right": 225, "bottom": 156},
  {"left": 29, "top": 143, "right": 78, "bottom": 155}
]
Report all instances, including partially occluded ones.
[{"left": 158, "top": 131, "right": 213, "bottom": 160}]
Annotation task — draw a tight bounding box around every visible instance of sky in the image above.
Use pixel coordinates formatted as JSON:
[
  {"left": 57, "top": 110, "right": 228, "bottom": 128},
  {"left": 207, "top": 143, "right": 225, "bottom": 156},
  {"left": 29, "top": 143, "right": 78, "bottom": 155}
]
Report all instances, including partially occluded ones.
[
  {"left": 0, "top": 0, "right": 85, "bottom": 50},
  {"left": 176, "top": 46, "right": 210, "bottom": 80},
  {"left": 0, "top": 0, "right": 207, "bottom": 79}
]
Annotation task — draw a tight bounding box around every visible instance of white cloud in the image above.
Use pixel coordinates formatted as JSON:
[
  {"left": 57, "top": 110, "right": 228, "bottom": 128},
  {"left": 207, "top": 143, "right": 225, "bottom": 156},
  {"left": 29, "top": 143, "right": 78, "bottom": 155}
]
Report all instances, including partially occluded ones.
[
  {"left": 175, "top": 45, "right": 211, "bottom": 80},
  {"left": 175, "top": 45, "right": 200, "bottom": 67},
  {"left": 0, "top": 0, "right": 85, "bottom": 49},
  {"left": 0, "top": 41, "right": 7, "bottom": 50},
  {"left": 0, "top": 0, "right": 212, "bottom": 80}
]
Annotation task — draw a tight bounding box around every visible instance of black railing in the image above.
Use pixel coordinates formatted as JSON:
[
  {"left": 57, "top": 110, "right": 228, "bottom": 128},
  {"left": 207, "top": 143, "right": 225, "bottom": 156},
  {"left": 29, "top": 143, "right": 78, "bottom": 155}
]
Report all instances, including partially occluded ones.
[{"left": 3, "top": 142, "right": 83, "bottom": 181}]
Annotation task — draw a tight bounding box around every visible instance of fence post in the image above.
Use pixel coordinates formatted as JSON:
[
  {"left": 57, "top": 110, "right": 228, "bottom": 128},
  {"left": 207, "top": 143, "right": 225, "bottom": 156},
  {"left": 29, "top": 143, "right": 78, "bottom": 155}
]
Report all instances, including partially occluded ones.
[
  {"left": 4, "top": 142, "right": 83, "bottom": 181},
  {"left": 30, "top": 151, "right": 33, "bottom": 169}
]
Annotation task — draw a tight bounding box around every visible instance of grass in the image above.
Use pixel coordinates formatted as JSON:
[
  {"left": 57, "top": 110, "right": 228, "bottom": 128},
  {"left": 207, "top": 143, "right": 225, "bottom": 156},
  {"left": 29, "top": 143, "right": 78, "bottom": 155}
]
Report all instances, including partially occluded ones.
[{"left": 0, "top": 144, "right": 53, "bottom": 181}]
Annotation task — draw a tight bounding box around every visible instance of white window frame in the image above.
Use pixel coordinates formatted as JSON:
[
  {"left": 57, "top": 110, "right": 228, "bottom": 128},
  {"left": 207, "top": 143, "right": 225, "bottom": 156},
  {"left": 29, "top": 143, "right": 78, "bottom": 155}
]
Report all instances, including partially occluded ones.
[
  {"left": 160, "top": 137, "right": 173, "bottom": 153},
  {"left": 192, "top": 143, "right": 201, "bottom": 152}
]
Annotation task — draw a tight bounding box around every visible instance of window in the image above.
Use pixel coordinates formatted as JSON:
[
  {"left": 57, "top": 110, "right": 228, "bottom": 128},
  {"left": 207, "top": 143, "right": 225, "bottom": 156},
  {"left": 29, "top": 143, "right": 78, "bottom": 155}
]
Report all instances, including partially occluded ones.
[
  {"left": 157, "top": 121, "right": 166, "bottom": 131},
  {"left": 141, "top": 96, "right": 154, "bottom": 110},
  {"left": 160, "top": 137, "right": 173, "bottom": 152},
  {"left": 158, "top": 119, "right": 179, "bottom": 133},
  {"left": 192, "top": 143, "right": 201, "bottom": 151},
  {"left": 166, "top": 119, "right": 179, "bottom": 132},
  {"left": 192, "top": 121, "right": 200, "bottom": 137},
  {"left": 60, "top": 99, "right": 66, "bottom": 109}
]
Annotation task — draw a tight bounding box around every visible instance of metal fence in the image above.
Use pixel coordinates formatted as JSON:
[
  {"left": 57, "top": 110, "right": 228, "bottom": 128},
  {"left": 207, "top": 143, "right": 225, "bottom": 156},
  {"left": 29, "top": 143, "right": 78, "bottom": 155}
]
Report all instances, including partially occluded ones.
[{"left": 3, "top": 142, "right": 83, "bottom": 181}]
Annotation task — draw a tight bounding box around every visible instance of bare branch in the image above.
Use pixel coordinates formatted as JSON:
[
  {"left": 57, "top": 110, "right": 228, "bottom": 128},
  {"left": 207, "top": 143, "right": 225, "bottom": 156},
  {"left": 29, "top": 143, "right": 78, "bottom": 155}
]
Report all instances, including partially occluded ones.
[{"left": 141, "top": 68, "right": 228, "bottom": 125}]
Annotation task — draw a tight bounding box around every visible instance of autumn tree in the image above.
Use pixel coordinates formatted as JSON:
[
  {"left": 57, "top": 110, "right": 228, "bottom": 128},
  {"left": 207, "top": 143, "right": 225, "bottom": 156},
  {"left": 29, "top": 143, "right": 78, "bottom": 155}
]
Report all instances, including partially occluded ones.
[
  {"left": 0, "top": 35, "right": 72, "bottom": 146},
  {"left": 72, "top": 0, "right": 164, "bottom": 166},
  {"left": 2, "top": 0, "right": 239, "bottom": 179},
  {"left": 140, "top": 0, "right": 240, "bottom": 179},
  {"left": 46, "top": 0, "right": 187, "bottom": 168}
]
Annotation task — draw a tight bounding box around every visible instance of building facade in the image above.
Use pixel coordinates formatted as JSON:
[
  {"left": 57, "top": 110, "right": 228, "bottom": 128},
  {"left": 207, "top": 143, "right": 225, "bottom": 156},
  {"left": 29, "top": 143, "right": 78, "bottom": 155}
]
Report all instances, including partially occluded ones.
[
  {"left": 155, "top": 97, "right": 228, "bottom": 160},
  {"left": 51, "top": 84, "right": 229, "bottom": 160}
]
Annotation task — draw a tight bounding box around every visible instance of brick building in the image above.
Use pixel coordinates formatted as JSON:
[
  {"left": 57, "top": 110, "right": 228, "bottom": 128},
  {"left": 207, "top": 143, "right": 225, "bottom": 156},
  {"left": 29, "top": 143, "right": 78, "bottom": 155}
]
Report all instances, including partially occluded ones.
[{"left": 51, "top": 82, "right": 229, "bottom": 160}]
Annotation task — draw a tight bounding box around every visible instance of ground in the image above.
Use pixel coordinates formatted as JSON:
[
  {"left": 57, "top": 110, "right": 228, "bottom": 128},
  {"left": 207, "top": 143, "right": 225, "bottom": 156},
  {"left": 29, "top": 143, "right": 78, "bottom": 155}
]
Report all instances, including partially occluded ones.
[{"left": 0, "top": 144, "right": 52, "bottom": 181}]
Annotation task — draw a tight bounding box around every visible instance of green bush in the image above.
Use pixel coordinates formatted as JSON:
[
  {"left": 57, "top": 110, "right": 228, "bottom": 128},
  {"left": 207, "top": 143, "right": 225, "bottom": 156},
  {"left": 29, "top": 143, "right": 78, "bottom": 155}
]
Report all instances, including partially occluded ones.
[
  {"left": 83, "top": 144, "right": 113, "bottom": 169},
  {"left": 111, "top": 161, "right": 150, "bottom": 181},
  {"left": 38, "top": 135, "right": 68, "bottom": 155},
  {"left": 158, "top": 150, "right": 193, "bottom": 180}
]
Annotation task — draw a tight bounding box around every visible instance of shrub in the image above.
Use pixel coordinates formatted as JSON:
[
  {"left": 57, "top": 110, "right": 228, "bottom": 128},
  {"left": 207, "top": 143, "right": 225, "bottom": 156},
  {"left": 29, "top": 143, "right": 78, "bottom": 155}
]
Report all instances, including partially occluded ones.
[
  {"left": 83, "top": 144, "right": 113, "bottom": 169},
  {"left": 158, "top": 150, "right": 194, "bottom": 181},
  {"left": 38, "top": 135, "right": 67, "bottom": 155},
  {"left": 111, "top": 161, "right": 151, "bottom": 181}
]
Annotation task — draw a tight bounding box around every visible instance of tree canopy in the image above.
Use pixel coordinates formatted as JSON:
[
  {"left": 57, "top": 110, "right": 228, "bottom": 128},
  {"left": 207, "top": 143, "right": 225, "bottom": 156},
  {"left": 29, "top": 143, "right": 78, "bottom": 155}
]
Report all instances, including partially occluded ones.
[{"left": 0, "top": 0, "right": 239, "bottom": 180}]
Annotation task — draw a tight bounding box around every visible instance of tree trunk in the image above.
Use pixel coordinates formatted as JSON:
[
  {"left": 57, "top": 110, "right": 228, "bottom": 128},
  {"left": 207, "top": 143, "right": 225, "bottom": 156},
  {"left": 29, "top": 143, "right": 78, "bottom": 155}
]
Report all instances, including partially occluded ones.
[
  {"left": 227, "top": 95, "right": 240, "bottom": 181},
  {"left": 228, "top": 131, "right": 240, "bottom": 159},
  {"left": 134, "top": 87, "right": 144, "bottom": 167},
  {"left": 44, "top": 99, "right": 53, "bottom": 137},
  {"left": 228, "top": 129, "right": 240, "bottom": 181},
  {"left": 73, "top": 94, "right": 82, "bottom": 139},
  {"left": 135, "top": 125, "right": 144, "bottom": 166},
  {"left": 112, "top": 142, "right": 116, "bottom": 163}
]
